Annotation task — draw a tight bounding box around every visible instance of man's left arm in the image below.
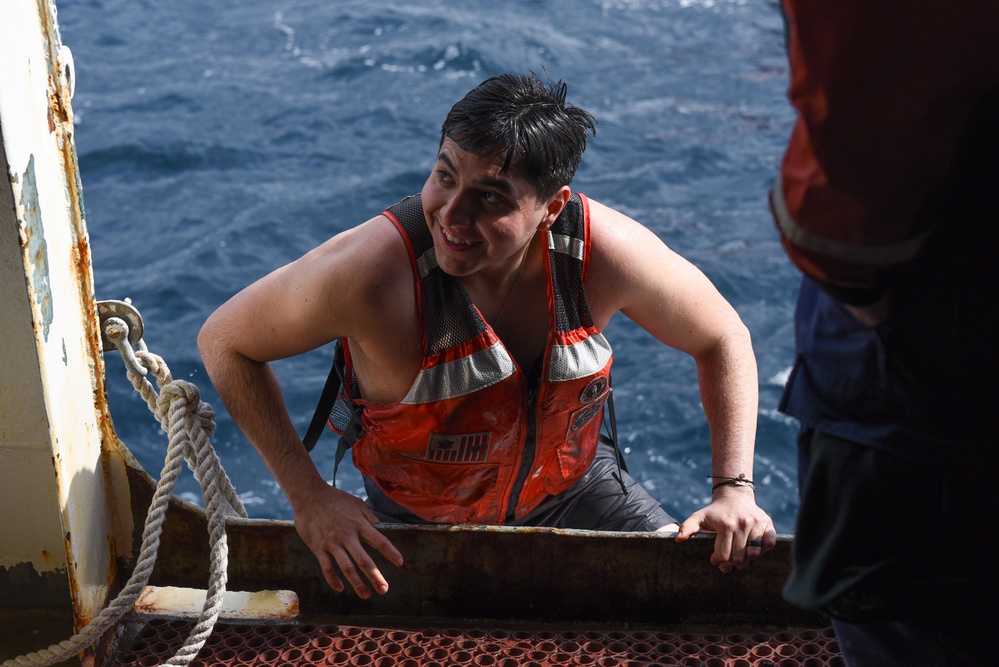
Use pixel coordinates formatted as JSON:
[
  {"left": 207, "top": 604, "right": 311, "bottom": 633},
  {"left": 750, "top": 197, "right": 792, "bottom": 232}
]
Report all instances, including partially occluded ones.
[
  {"left": 586, "top": 199, "right": 777, "bottom": 571},
  {"left": 679, "top": 323, "right": 777, "bottom": 572}
]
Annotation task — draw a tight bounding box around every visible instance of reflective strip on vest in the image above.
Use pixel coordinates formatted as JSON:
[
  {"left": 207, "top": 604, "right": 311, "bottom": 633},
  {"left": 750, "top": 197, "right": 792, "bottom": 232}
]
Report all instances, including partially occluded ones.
[
  {"left": 549, "top": 332, "right": 612, "bottom": 382},
  {"left": 549, "top": 230, "right": 585, "bottom": 261},
  {"left": 401, "top": 340, "right": 516, "bottom": 404},
  {"left": 417, "top": 247, "right": 438, "bottom": 278},
  {"left": 772, "top": 173, "right": 929, "bottom": 267}
]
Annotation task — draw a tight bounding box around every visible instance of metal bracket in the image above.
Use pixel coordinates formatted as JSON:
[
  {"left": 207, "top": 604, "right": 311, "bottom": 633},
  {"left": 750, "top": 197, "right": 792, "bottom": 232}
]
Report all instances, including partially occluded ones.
[{"left": 97, "top": 299, "right": 148, "bottom": 376}]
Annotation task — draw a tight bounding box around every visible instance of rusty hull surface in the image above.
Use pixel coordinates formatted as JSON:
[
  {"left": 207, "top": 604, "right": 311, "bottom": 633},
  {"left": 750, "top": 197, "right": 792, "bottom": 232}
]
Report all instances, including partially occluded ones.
[{"left": 126, "top": 461, "right": 818, "bottom": 630}]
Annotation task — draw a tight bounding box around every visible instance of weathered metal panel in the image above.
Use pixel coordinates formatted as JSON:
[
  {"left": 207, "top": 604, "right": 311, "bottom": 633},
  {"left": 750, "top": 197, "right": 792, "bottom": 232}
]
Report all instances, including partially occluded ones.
[
  {"left": 0, "top": 0, "right": 133, "bottom": 630},
  {"left": 0, "top": 5, "right": 68, "bottom": 600}
]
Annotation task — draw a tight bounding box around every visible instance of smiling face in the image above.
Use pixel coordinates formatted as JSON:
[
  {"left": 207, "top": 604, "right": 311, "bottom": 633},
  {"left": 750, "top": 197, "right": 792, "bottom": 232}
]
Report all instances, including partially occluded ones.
[{"left": 422, "top": 138, "right": 568, "bottom": 281}]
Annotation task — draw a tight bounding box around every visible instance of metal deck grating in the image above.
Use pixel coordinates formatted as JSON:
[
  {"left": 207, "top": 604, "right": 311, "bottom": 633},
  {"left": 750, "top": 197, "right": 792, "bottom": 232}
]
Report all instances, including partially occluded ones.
[{"left": 110, "top": 619, "right": 845, "bottom": 667}]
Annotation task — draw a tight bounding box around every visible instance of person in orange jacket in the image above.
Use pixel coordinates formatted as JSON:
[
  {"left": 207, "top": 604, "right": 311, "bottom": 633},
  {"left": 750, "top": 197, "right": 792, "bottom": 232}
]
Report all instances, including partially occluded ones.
[{"left": 772, "top": 2, "right": 999, "bottom": 664}]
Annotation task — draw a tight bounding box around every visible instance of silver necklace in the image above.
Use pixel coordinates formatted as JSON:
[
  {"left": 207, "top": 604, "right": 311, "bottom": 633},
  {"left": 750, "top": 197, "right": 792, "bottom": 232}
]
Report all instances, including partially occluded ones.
[{"left": 491, "top": 244, "right": 530, "bottom": 327}]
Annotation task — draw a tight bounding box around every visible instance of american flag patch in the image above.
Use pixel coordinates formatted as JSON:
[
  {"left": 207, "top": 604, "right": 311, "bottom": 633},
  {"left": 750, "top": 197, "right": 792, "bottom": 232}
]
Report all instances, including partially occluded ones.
[{"left": 425, "top": 432, "right": 490, "bottom": 463}]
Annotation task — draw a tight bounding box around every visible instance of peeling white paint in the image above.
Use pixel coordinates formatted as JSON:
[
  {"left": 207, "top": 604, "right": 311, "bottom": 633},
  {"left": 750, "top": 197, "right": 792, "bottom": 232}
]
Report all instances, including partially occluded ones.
[{"left": 134, "top": 587, "right": 300, "bottom": 622}]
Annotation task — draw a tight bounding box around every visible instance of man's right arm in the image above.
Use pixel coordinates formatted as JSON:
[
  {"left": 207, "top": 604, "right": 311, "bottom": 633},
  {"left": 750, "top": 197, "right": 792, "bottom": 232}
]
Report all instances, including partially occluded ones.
[{"left": 197, "top": 216, "right": 406, "bottom": 598}]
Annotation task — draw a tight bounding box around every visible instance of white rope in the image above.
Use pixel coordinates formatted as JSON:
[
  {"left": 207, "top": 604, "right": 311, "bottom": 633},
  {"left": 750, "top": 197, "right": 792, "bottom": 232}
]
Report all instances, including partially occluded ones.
[{"left": 3, "top": 350, "right": 247, "bottom": 667}]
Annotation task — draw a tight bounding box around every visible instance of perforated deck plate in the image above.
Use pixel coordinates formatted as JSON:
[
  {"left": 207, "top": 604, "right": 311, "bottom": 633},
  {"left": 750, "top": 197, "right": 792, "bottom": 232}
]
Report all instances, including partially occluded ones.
[{"left": 109, "top": 619, "right": 844, "bottom": 667}]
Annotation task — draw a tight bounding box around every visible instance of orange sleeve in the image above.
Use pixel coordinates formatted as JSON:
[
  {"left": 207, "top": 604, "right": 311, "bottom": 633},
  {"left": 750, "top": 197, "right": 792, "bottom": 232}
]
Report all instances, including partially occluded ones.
[{"left": 773, "top": 0, "right": 999, "bottom": 292}]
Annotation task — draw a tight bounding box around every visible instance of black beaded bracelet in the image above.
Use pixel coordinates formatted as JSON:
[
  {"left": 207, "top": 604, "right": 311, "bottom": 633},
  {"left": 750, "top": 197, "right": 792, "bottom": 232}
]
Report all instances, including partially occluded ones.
[{"left": 708, "top": 475, "right": 757, "bottom": 492}]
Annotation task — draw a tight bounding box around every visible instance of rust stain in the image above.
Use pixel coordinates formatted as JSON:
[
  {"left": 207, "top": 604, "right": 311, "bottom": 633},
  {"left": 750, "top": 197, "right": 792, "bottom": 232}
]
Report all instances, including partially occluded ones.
[
  {"left": 70, "top": 227, "right": 92, "bottom": 281},
  {"left": 40, "top": 0, "right": 73, "bottom": 130},
  {"left": 48, "top": 67, "right": 73, "bottom": 128},
  {"left": 132, "top": 586, "right": 158, "bottom": 616},
  {"left": 62, "top": 529, "right": 87, "bottom": 626},
  {"left": 285, "top": 596, "right": 301, "bottom": 619},
  {"left": 105, "top": 532, "right": 122, "bottom": 594},
  {"left": 40, "top": 549, "right": 57, "bottom": 568},
  {"left": 59, "top": 93, "right": 118, "bottom": 461},
  {"left": 45, "top": 0, "right": 133, "bottom": 604}
]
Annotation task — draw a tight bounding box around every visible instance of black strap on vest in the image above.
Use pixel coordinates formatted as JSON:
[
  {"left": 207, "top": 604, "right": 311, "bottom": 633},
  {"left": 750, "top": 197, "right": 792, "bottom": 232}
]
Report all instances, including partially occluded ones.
[
  {"left": 602, "top": 377, "right": 630, "bottom": 496},
  {"left": 302, "top": 342, "right": 364, "bottom": 485},
  {"left": 302, "top": 342, "right": 345, "bottom": 452},
  {"left": 331, "top": 411, "right": 364, "bottom": 486}
]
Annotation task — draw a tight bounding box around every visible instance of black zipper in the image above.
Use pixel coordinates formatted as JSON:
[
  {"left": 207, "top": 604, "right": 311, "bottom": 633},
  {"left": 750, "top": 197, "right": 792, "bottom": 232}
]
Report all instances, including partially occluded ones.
[{"left": 505, "top": 375, "right": 541, "bottom": 521}]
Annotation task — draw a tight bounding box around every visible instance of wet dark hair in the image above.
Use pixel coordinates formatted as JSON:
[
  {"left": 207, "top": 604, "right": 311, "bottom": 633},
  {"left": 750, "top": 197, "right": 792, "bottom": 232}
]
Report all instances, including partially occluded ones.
[{"left": 440, "top": 73, "right": 597, "bottom": 202}]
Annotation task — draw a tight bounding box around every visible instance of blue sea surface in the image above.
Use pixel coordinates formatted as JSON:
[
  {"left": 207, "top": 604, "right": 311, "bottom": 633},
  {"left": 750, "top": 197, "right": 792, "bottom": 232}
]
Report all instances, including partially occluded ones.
[{"left": 58, "top": 0, "right": 802, "bottom": 531}]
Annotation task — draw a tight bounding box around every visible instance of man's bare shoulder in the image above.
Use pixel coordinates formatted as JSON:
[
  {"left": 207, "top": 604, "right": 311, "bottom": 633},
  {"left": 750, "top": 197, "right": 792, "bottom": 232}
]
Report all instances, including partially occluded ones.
[
  {"left": 585, "top": 198, "right": 663, "bottom": 256},
  {"left": 314, "top": 214, "right": 422, "bottom": 401},
  {"left": 206, "top": 213, "right": 415, "bottom": 361},
  {"left": 314, "top": 215, "right": 413, "bottom": 293},
  {"left": 582, "top": 198, "right": 670, "bottom": 324},
  {"left": 301, "top": 214, "right": 416, "bottom": 332}
]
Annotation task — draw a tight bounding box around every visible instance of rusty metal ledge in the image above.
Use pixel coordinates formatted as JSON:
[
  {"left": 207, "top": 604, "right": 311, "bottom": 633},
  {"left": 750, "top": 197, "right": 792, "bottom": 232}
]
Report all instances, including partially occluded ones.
[{"left": 124, "top": 453, "right": 819, "bottom": 630}]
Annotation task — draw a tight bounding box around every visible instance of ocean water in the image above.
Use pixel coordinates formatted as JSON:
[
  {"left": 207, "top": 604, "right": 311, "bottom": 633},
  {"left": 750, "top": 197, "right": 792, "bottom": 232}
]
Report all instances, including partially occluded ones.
[{"left": 57, "top": 0, "right": 802, "bottom": 531}]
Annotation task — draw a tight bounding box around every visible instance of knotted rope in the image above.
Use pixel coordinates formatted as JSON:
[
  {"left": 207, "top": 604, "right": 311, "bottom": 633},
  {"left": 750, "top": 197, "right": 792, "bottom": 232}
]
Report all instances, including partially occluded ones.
[{"left": 3, "top": 350, "right": 247, "bottom": 667}]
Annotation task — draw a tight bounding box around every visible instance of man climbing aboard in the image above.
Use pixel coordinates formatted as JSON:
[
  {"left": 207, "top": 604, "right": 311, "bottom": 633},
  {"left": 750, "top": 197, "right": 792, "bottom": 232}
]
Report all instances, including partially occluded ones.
[{"left": 199, "top": 73, "right": 776, "bottom": 599}]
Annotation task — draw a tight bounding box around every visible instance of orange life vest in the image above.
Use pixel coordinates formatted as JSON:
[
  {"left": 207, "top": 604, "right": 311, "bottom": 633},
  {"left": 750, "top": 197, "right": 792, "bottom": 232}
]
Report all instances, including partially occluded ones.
[{"left": 333, "top": 193, "right": 613, "bottom": 524}]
